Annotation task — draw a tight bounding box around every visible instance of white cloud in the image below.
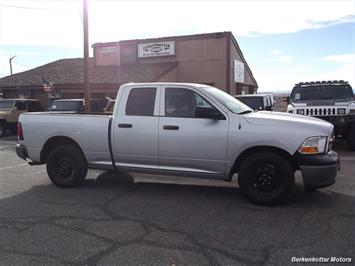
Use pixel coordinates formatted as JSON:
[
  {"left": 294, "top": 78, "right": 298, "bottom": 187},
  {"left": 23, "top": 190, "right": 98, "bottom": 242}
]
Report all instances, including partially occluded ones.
[
  {"left": 0, "top": 0, "right": 354, "bottom": 47},
  {"left": 271, "top": 50, "right": 282, "bottom": 56},
  {"left": 267, "top": 51, "right": 293, "bottom": 64},
  {"left": 322, "top": 54, "right": 355, "bottom": 64},
  {"left": 257, "top": 53, "right": 355, "bottom": 92}
]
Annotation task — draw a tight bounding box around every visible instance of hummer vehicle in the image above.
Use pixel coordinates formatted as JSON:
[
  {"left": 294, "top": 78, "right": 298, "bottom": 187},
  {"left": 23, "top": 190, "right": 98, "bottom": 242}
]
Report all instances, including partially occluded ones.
[
  {"left": 287, "top": 80, "right": 355, "bottom": 150},
  {"left": 0, "top": 99, "right": 43, "bottom": 137}
]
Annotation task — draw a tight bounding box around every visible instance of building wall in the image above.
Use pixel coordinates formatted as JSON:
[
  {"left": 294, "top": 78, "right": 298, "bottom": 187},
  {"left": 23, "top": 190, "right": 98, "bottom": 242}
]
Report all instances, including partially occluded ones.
[
  {"left": 93, "top": 33, "right": 257, "bottom": 95},
  {"left": 229, "top": 38, "right": 256, "bottom": 95},
  {"left": 94, "top": 35, "right": 229, "bottom": 91}
]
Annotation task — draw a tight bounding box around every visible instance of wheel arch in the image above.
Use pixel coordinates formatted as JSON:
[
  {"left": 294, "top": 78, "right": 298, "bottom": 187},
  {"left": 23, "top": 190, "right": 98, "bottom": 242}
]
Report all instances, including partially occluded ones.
[
  {"left": 228, "top": 145, "right": 299, "bottom": 180},
  {"left": 40, "top": 136, "right": 87, "bottom": 163}
]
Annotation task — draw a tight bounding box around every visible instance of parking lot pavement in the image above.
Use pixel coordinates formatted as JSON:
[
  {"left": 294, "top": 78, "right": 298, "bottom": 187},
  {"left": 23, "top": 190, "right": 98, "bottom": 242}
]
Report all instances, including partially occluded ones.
[{"left": 0, "top": 135, "right": 354, "bottom": 265}]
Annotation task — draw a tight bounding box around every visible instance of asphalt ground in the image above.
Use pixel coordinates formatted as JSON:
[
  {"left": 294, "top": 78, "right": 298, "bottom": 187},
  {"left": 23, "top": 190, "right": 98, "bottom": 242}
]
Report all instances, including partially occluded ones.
[{"left": 0, "top": 134, "right": 354, "bottom": 265}]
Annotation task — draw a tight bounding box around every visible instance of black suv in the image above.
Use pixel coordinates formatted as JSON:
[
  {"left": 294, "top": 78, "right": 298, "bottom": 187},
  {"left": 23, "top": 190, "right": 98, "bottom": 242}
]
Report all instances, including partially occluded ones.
[
  {"left": 235, "top": 94, "right": 274, "bottom": 111},
  {"left": 287, "top": 80, "right": 355, "bottom": 150}
]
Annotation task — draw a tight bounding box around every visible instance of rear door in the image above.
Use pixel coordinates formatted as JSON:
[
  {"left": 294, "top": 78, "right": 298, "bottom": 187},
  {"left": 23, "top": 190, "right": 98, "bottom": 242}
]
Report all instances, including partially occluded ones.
[
  {"left": 112, "top": 85, "right": 160, "bottom": 170},
  {"left": 158, "top": 86, "right": 229, "bottom": 177}
]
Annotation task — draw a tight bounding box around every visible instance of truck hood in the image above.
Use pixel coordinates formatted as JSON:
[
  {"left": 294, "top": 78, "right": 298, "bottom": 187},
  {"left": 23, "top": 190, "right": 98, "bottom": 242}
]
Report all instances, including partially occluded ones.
[{"left": 243, "top": 111, "right": 333, "bottom": 136}]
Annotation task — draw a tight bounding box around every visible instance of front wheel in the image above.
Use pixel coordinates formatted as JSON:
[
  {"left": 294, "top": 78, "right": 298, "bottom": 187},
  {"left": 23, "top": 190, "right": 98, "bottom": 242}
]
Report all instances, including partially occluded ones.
[
  {"left": 46, "top": 144, "right": 88, "bottom": 187},
  {"left": 238, "top": 151, "right": 295, "bottom": 205}
]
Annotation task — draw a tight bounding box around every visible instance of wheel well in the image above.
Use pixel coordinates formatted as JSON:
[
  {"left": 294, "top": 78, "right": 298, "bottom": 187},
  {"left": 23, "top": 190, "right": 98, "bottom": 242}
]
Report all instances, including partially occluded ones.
[
  {"left": 229, "top": 146, "right": 299, "bottom": 180},
  {"left": 40, "top": 136, "right": 86, "bottom": 163}
]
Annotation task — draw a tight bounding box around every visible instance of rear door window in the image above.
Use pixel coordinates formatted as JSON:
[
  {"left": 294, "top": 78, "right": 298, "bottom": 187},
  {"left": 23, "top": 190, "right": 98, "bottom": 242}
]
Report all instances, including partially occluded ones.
[{"left": 125, "top": 88, "right": 157, "bottom": 116}]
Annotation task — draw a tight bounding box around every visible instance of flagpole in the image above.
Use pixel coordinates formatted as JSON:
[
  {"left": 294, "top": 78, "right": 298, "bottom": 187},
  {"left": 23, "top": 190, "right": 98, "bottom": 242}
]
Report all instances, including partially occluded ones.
[{"left": 83, "top": 0, "right": 90, "bottom": 112}]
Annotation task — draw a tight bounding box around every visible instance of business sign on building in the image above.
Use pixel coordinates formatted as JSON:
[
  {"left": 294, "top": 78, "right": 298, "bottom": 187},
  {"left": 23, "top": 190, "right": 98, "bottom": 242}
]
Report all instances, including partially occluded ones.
[
  {"left": 138, "top": 41, "right": 175, "bottom": 58},
  {"left": 99, "top": 46, "right": 117, "bottom": 53},
  {"left": 234, "top": 60, "right": 245, "bottom": 83}
]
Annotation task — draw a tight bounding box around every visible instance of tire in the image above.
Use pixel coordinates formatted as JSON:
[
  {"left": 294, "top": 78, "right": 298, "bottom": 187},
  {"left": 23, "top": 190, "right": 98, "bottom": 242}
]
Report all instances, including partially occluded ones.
[
  {"left": 0, "top": 122, "right": 6, "bottom": 137},
  {"left": 46, "top": 144, "right": 88, "bottom": 188},
  {"left": 347, "top": 123, "right": 355, "bottom": 151},
  {"left": 238, "top": 151, "right": 295, "bottom": 206}
]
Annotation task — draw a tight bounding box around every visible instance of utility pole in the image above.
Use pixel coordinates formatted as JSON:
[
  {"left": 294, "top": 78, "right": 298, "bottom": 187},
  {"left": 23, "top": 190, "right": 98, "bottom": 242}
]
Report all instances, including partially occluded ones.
[
  {"left": 9, "top": 55, "right": 17, "bottom": 75},
  {"left": 83, "top": 0, "right": 91, "bottom": 112}
]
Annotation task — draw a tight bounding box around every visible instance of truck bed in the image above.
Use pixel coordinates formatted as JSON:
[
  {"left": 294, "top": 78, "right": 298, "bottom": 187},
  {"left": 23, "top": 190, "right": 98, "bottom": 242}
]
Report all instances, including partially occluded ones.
[{"left": 20, "top": 112, "right": 113, "bottom": 170}]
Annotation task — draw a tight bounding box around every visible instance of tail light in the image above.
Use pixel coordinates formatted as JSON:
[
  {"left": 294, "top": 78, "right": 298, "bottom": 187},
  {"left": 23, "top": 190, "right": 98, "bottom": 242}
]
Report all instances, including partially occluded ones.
[{"left": 17, "top": 122, "right": 24, "bottom": 141}]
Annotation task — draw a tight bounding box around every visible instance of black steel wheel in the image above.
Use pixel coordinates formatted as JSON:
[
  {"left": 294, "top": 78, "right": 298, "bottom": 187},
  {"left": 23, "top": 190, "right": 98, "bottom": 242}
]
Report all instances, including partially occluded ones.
[
  {"left": 238, "top": 151, "right": 295, "bottom": 205},
  {"left": 46, "top": 144, "right": 87, "bottom": 187}
]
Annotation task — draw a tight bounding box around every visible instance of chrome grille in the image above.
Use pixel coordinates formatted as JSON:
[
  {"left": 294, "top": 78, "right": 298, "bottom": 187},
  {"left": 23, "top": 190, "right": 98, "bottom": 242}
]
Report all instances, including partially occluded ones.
[{"left": 303, "top": 107, "right": 338, "bottom": 116}]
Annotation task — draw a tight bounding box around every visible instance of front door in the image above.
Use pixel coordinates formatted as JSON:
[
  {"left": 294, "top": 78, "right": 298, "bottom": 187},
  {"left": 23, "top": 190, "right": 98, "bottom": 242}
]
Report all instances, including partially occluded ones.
[{"left": 158, "top": 87, "right": 229, "bottom": 177}]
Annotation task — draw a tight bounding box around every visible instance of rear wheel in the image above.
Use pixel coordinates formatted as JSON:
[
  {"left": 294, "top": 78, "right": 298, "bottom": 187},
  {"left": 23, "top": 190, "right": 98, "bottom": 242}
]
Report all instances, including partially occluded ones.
[
  {"left": 238, "top": 151, "right": 295, "bottom": 205},
  {"left": 46, "top": 144, "right": 87, "bottom": 187},
  {"left": 347, "top": 123, "right": 355, "bottom": 151}
]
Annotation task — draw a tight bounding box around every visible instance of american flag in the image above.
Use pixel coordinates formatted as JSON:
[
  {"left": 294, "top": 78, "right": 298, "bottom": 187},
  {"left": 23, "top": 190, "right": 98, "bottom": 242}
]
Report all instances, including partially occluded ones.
[{"left": 41, "top": 76, "right": 54, "bottom": 92}]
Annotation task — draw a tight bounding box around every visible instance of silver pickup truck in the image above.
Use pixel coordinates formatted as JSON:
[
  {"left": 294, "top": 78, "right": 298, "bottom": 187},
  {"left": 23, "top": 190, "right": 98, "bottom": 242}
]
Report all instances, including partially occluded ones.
[{"left": 16, "top": 83, "right": 339, "bottom": 205}]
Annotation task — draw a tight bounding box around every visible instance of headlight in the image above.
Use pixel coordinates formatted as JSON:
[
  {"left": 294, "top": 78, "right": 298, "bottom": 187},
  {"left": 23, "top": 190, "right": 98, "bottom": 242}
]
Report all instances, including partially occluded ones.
[
  {"left": 298, "top": 136, "right": 327, "bottom": 154},
  {"left": 337, "top": 108, "right": 346, "bottom": 115},
  {"left": 350, "top": 109, "right": 355, "bottom": 115},
  {"left": 297, "top": 109, "right": 304, "bottom": 115}
]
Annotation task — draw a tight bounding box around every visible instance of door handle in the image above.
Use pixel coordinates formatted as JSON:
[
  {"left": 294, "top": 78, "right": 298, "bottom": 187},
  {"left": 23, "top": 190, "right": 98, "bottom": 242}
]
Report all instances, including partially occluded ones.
[
  {"left": 163, "top": 125, "right": 179, "bottom": 130},
  {"left": 118, "top": 123, "right": 132, "bottom": 128}
]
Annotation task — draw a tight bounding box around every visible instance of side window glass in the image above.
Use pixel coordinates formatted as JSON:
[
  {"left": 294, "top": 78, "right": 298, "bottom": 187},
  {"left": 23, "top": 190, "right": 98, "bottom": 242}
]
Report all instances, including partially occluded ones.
[
  {"left": 195, "top": 94, "right": 211, "bottom": 107},
  {"left": 15, "top": 101, "right": 26, "bottom": 110},
  {"left": 165, "top": 88, "right": 222, "bottom": 119},
  {"left": 165, "top": 88, "right": 197, "bottom": 118},
  {"left": 28, "top": 102, "right": 43, "bottom": 112},
  {"left": 126, "top": 88, "right": 156, "bottom": 116}
]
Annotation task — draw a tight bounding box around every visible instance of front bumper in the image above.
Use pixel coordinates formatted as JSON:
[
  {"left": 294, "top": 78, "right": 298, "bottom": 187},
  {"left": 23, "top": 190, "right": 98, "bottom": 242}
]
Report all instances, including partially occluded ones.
[
  {"left": 16, "top": 144, "right": 28, "bottom": 161},
  {"left": 295, "top": 151, "right": 339, "bottom": 190}
]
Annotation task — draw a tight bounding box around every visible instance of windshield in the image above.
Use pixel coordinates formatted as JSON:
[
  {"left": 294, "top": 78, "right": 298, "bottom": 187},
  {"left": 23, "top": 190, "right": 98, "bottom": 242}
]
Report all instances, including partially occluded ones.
[
  {"left": 236, "top": 97, "right": 263, "bottom": 110},
  {"left": 203, "top": 87, "right": 252, "bottom": 114},
  {"left": 290, "top": 85, "right": 354, "bottom": 101},
  {"left": 50, "top": 101, "right": 83, "bottom": 111},
  {"left": 0, "top": 100, "right": 15, "bottom": 109}
]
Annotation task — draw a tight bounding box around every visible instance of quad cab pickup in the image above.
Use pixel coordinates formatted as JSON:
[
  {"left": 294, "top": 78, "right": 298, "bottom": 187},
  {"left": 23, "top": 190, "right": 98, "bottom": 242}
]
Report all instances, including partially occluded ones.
[{"left": 16, "top": 83, "right": 339, "bottom": 205}]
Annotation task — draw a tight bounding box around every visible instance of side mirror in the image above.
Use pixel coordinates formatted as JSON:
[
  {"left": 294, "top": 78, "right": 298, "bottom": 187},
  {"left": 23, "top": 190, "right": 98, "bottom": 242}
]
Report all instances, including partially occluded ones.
[
  {"left": 197, "top": 107, "right": 226, "bottom": 120},
  {"left": 283, "top": 96, "right": 290, "bottom": 104}
]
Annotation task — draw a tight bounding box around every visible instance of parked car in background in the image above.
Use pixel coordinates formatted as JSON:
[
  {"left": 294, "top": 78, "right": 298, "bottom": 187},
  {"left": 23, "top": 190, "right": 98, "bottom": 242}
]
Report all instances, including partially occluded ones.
[
  {"left": 0, "top": 99, "right": 43, "bottom": 137},
  {"left": 287, "top": 80, "right": 355, "bottom": 150},
  {"left": 49, "top": 99, "right": 84, "bottom": 112},
  {"left": 235, "top": 94, "right": 274, "bottom": 111},
  {"left": 16, "top": 82, "right": 338, "bottom": 205},
  {"left": 49, "top": 98, "right": 108, "bottom": 113}
]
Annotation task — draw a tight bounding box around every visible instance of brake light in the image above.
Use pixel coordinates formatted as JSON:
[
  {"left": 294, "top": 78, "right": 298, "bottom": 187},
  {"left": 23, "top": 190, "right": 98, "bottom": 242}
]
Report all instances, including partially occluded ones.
[{"left": 17, "top": 122, "right": 24, "bottom": 141}]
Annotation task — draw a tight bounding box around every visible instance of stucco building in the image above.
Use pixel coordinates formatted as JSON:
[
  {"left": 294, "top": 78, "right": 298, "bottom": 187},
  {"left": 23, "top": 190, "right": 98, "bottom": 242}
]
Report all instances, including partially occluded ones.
[{"left": 0, "top": 32, "right": 257, "bottom": 108}]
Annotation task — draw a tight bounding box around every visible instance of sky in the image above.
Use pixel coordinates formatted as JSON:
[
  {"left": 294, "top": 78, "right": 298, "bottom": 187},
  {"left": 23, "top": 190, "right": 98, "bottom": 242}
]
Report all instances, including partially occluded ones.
[{"left": 0, "top": 0, "right": 354, "bottom": 92}]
